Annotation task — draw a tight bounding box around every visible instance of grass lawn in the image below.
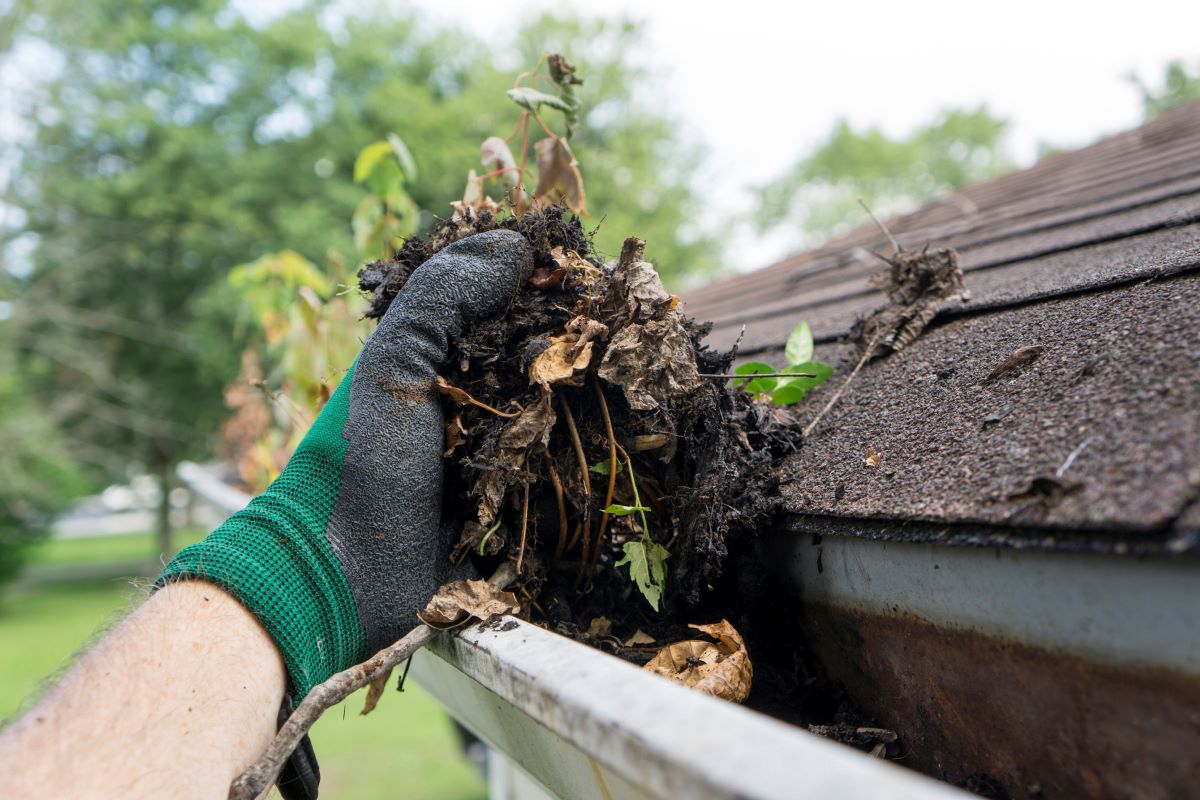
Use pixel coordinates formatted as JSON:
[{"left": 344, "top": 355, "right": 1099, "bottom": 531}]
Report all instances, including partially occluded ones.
[
  {"left": 27, "top": 529, "right": 207, "bottom": 569},
  {"left": 1, "top": 544, "right": 486, "bottom": 800}
]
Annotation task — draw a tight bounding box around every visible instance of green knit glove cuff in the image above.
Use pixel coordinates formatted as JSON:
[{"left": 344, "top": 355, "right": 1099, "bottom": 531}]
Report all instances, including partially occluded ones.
[{"left": 158, "top": 366, "right": 367, "bottom": 700}]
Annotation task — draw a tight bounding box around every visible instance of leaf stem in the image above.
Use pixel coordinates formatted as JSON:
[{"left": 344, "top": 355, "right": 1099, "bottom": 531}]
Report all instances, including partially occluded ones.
[{"left": 478, "top": 518, "right": 502, "bottom": 557}]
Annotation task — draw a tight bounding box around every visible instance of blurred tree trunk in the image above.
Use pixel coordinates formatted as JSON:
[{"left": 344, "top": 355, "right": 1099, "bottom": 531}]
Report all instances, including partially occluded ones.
[{"left": 155, "top": 448, "right": 174, "bottom": 562}]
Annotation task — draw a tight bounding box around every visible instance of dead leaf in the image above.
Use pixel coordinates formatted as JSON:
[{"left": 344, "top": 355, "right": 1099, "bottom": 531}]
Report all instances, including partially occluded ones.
[
  {"left": 598, "top": 317, "right": 701, "bottom": 411},
  {"left": 643, "top": 619, "right": 752, "bottom": 703},
  {"left": 549, "top": 246, "right": 601, "bottom": 284},
  {"left": 624, "top": 630, "right": 656, "bottom": 646},
  {"left": 565, "top": 315, "right": 608, "bottom": 357},
  {"left": 529, "top": 333, "right": 593, "bottom": 387},
  {"left": 586, "top": 616, "right": 612, "bottom": 638},
  {"left": 528, "top": 266, "right": 567, "bottom": 289},
  {"left": 984, "top": 345, "right": 1044, "bottom": 383},
  {"left": 444, "top": 414, "right": 468, "bottom": 456},
  {"left": 864, "top": 447, "right": 882, "bottom": 468},
  {"left": 532, "top": 136, "right": 586, "bottom": 214},
  {"left": 852, "top": 246, "right": 967, "bottom": 361},
  {"left": 360, "top": 668, "right": 392, "bottom": 716},
  {"left": 472, "top": 392, "right": 555, "bottom": 524},
  {"left": 417, "top": 579, "right": 520, "bottom": 629},
  {"left": 632, "top": 433, "right": 670, "bottom": 452}
]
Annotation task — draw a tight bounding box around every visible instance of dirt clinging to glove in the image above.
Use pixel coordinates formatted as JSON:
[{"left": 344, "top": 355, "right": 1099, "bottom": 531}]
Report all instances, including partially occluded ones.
[{"left": 359, "top": 207, "right": 800, "bottom": 639}]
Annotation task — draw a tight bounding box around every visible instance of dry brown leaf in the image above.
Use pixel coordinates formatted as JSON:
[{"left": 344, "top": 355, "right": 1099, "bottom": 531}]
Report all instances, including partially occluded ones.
[
  {"left": 565, "top": 315, "right": 609, "bottom": 358},
  {"left": 472, "top": 392, "right": 555, "bottom": 524},
  {"left": 586, "top": 616, "right": 612, "bottom": 638},
  {"left": 624, "top": 629, "right": 656, "bottom": 646},
  {"left": 598, "top": 317, "right": 701, "bottom": 411},
  {"left": 444, "top": 414, "right": 468, "bottom": 456},
  {"left": 643, "top": 619, "right": 752, "bottom": 703},
  {"left": 360, "top": 668, "right": 392, "bottom": 716},
  {"left": 533, "top": 137, "right": 586, "bottom": 214},
  {"left": 417, "top": 579, "right": 520, "bottom": 630},
  {"left": 984, "top": 344, "right": 1044, "bottom": 383},
  {"left": 864, "top": 447, "right": 882, "bottom": 468},
  {"left": 852, "top": 246, "right": 968, "bottom": 361},
  {"left": 529, "top": 333, "right": 593, "bottom": 388},
  {"left": 549, "top": 246, "right": 601, "bottom": 283}
]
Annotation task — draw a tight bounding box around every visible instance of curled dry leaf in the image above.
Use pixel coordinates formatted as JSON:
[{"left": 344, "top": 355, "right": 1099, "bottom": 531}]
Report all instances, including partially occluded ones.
[
  {"left": 529, "top": 333, "right": 593, "bottom": 388},
  {"left": 565, "top": 315, "right": 609, "bottom": 359},
  {"left": 864, "top": 447, "right": 882, "bottom": 468},
  {"left": 444, "top": 414, "right": 468, "bottom": 456},
  {"left": 417, "top": 579, "right": 520, "bottom": 630},
  {"left": 644, "top": 619, "right": 752, "bottom": 703},
  {"left": 984, "top": 344, "right": 1044, "bottom": 383},
  {"left": 360, "top": 668, "right": 392, "bottom": 716},
  {"left": 533, "top": 136, "right": 586, "bottom": 215},
  {"left": 435, "top": 375, "right": 473, "bottom": 405},
  {"left": 586, "top": 616, "right": 612, "bottom": 638},
  {"left": 599, "top": 318, "right": 701, "bottom": 411},
  {"left": 624, "top": 629, "right": 656, "bottom": 647},
  {"left": 472, "top": 392, "right": 555, "bottom": 524},
  {"left": 852, "top": 246, "right": 967, "bottom": 361},
  {"left": 549, "top": 246, "right": 601, "bottom": 284}
]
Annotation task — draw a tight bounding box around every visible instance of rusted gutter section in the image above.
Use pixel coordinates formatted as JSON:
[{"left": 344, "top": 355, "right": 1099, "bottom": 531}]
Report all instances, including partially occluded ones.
[
  {"left": 777, "top": 528, "right": 1200, "bottom": 799},
  {"left": 411, "top": 617, "right": 969, "bottom": 800}
]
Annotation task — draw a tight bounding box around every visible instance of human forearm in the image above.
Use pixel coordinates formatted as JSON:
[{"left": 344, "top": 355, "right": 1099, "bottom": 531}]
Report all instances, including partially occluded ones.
[{"left": 0, "top": 581, "right": 285, "bottom": 799}]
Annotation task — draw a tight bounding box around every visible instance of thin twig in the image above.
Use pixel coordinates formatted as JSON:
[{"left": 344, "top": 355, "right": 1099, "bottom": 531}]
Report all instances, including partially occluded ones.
[
  {"left": 516, "top": 482, "right": 530, "bottom": 575},
  {"left": 588, "top": 381, "right": 619, "bottom": 574},
  {"left": 858, "top": 197, "right": 900, "bottom": 257},
  {"left": 229, "top": 564, "right": 516, "bottom": 800},
  {"left": 698, "top": 372, "right": 818, "bottom": 380},
  {"left": 1056, "top": 438, "right": 1093, "bottom": 478},
  {"left": 802, "top": 338, "right": 879, "bottom": 439},
  {"left": 545, "top": 452, "right": 569, "bottom": 561},
  {"left": 558, "top": 392, "right": 591, "bottom": 552}
]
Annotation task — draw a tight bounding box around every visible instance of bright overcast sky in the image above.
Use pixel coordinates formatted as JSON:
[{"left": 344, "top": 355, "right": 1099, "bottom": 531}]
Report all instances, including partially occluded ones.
[{"left": 403, "top": 0, "right": 1200, "bottom": 270}]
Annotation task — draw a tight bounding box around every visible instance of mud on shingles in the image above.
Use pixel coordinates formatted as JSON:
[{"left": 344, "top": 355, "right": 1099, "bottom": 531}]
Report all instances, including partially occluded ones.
[{"left": 358, "top": 207, "right": 798, "bottom": 632}]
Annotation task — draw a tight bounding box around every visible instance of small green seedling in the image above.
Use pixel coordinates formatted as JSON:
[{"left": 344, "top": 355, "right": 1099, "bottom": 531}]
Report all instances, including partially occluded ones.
[
  {"left": 601, "top": 452, "right": 669, "bottom": 610},
  {"left": 733, "top": 321, "right": 833, "bottom": 405}
]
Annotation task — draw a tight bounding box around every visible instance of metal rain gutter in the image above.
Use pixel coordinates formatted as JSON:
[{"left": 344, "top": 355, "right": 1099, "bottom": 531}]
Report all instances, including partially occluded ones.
[
  {"left": 411, "top": 616, "right": 969, "bottom": 800},
  {"left": 178, "top": 461, "right": 967, "bottom": 799}
]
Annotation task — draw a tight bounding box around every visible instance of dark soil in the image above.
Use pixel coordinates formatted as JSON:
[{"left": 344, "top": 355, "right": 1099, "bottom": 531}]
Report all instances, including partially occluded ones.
[{"left": 359, "top": 206, "right": 898, "bottom": 761}]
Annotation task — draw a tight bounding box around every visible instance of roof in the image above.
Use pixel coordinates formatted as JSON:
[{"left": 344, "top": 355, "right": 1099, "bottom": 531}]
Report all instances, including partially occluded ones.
[{"left": 684, "top": 103, "right": 1200, "bottom": 554}]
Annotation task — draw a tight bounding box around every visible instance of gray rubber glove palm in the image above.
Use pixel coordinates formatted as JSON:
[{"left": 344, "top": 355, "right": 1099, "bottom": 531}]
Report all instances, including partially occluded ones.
[{"left": 161, "top": 230, "right": 532, "bottom": 700}]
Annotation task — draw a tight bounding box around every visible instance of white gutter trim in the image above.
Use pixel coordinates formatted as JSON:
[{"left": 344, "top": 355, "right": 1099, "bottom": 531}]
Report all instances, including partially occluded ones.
[{"left": 412, "top": 618, "right": 969, "bottom": 800}]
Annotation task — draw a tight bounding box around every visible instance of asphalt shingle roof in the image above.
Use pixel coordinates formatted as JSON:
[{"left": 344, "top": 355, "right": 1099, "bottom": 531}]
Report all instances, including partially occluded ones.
[{"left": 684, "top": 103, "right": 1200, "bottom": 553}]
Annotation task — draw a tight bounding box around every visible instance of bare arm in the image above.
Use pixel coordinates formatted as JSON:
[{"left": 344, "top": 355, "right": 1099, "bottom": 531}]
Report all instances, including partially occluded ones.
[{"left": 0, "top": 581, "right": 286, "bottom": 799}]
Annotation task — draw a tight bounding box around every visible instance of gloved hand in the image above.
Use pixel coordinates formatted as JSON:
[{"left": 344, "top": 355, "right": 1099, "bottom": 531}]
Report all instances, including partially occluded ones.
[{"left": 159, "top": 230, "right": 532, "bottom": 796}]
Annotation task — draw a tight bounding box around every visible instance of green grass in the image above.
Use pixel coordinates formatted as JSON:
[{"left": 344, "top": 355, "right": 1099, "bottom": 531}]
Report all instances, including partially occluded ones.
[
  {"left": 1, "top": 545, "right": 486, "bottom": 800},
  {"left": 27, "top": 529, "right": 207, "bottom": 569}
]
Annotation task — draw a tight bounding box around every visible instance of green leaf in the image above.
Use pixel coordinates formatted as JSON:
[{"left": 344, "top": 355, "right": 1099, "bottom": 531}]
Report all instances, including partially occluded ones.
[
  {"left": 734, "top": 361, "right": 779, "bottom": 395},
  {"left": 506, "top": 87, "right": 573, "bottom": 114},
  {"left": 603, "top": 503, "right": 648, "bottom": 516},
  {"left": 770, "top": 383, "right": 807, "bottom": 405},
  {"left": 590, "top": 460, "right": 623, "bottom": 476},
  {"left": 785, "top": 321, "right": 814, "bottom": 366},
  {"left": 615, "top": 540, "right": 670, "bottom": 611},
  {"left": 353, "top": 140, "right": 393, "bottom": 184},
  {"left": 386, "top": 133, "right": 418, "bottom": 182}
]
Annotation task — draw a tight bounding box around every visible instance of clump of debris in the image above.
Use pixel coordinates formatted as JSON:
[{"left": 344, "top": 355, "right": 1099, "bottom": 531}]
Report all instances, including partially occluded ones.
[{"left": 360, "top": 207, "right": 800, "bottom": 651}]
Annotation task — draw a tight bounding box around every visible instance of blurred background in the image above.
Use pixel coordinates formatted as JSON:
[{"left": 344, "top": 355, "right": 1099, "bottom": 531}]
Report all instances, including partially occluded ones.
[{"left": 0, "top": 0, "right": 1197, "bottom": 797}]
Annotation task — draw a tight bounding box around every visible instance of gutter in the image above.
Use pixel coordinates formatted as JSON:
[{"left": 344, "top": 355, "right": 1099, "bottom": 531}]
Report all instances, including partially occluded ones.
[{"left": 178, "top": 461, "right": 967, "bottom": 799}]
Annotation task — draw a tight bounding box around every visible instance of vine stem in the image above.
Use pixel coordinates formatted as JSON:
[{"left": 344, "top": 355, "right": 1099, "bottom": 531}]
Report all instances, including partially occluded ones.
[
  {"left": 557, "top": 392, "right": 590, "bottom": 553},
  {"left": 585, "top": 381, "right": 618, "bottom": 578}
]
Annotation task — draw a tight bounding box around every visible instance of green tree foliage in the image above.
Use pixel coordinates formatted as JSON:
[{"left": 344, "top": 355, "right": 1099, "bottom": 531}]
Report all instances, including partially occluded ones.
[
  {"left": 757, "top": 106, "right": 1011, "bottom": 241},
  {"left": 1, "top": 2, "right": 715, "bottom": 552},
  {"left": 1133, "top": 59, "right": 1200, "bottom": 118}
]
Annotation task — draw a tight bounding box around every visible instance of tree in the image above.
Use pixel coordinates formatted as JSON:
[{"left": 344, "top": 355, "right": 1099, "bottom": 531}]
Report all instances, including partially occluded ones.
[
  {"left": 1, "top": 1, "right": 718, "bottom": 553},
  {"left": 1133, "top": 59, "right": 1200, "bottom": 118},
  {"left": 756, "top": 106, "right": 1011, "bottom": 243}
]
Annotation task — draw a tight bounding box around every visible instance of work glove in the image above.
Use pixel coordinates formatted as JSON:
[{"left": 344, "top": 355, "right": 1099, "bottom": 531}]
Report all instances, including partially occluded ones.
[{"left": 158, "top": 230, "right": 532, "bottom": 797}]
